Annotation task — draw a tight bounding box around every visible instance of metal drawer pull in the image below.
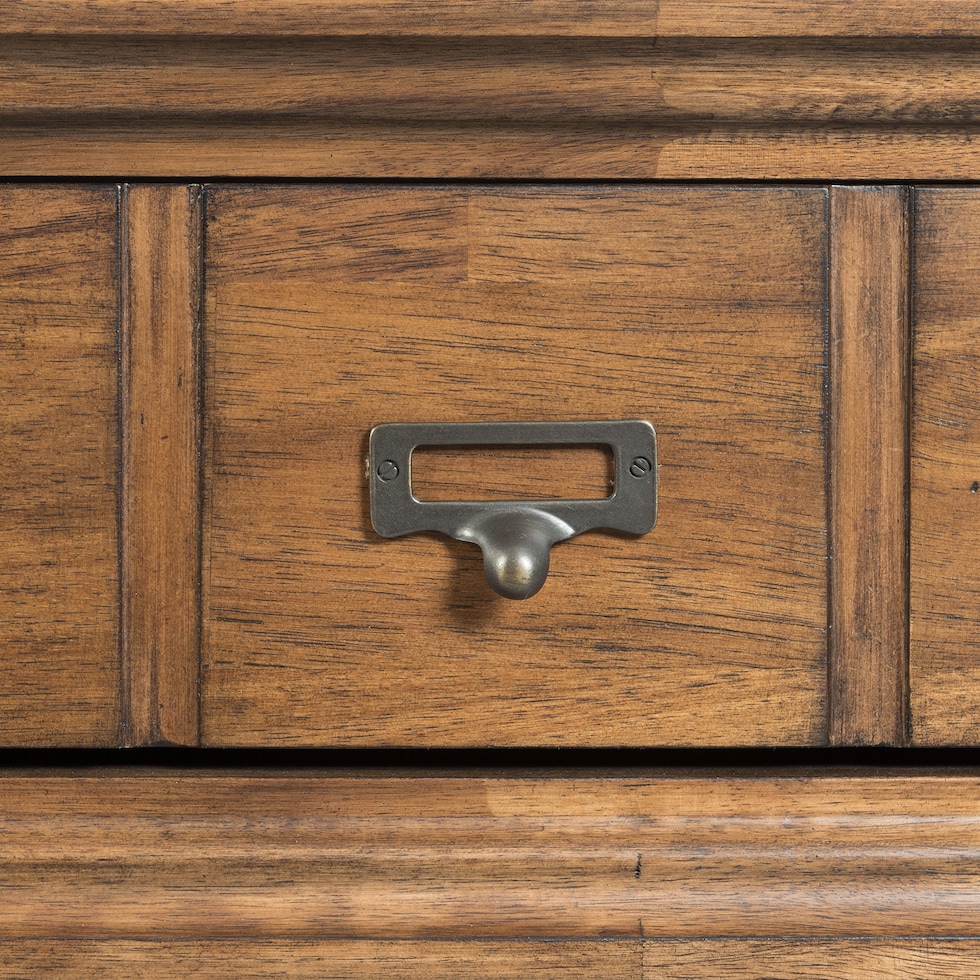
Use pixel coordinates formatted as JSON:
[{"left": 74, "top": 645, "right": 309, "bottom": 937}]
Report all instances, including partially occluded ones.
[{"left": 369, "top": 420, "right": 657, "bottom": 599}]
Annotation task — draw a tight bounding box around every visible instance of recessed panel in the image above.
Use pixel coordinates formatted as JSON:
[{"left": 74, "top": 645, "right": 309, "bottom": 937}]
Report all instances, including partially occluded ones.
[
  {"left": 0, "top": 186, "right": 120, "bottom": 745},
  {"left": 202, "top": 185, "right": 829, "bottom": 746},
  {"left": 911, "top": 188, "right": 980, "bottom": 744}
]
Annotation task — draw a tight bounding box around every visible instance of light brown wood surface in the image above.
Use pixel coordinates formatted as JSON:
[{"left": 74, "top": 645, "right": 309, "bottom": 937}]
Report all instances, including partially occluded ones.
[
  {"left": 3, "top": 0, "right": 980, "bottom": 36},
  {"left": 2, "top": 770, "right": 980, "bottom": 942},
  {"left": 9, "top": 39, "right": 980, "bottom": 122},
  {"left": 8, "top": 939, "right": 980, "bottom": 978},
  {"left": 10, "top": 126, "right": 980, "bottom": 181},
  {"left": 828, "top": 186, "right": 909, "bottom": 746},
  {"left": 0, "top": 0, "right": 978, "bottom": 968},
  {"left": 0, "top": 186, "right": 120, "bottom": 745},
  {"left": 911, "top": 188, "right": 980, "bottom": 744},
  {"left": 121, "top": 185, "right": 202, "bottom": 747},
  {"left": 5, "top": 29, "right": 980, "bottom": 178},
  {"left": 202, "top": 184, "right": 829, "bottom": 747}
]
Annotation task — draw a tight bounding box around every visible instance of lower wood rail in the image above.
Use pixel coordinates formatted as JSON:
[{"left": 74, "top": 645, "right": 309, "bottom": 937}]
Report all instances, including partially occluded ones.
[
  {"left": 7, "top": 939, "right": 980, "bottom": 978},
  {"left": 3, "top": 769, "right": 980, "bottom": 975}
]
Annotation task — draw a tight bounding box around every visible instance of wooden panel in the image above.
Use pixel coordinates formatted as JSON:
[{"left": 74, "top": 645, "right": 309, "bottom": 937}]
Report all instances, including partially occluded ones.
[
  {"left": 7, "top": 38, "right": 980, "bottom": 179},
  {"left": 1, "top": 771, "right": 980, "bottom": 939},
  {"left": 10, "top": 125, "right": 980, "bottom": 182},
  {"left": 7, "top": 939, "right": 980, "bottom": 978},
  {"left": 4, "top": 0, "right": 980, "bottom": 36},
  {"left": 0, "top": 186, "right": 120, "bottom": 745},
  {"left": 7, "top": 39, "right": 980, "bottom": 123},
  {"left": 121, "top": 185, "right": 202, "bottom": 747},
  {"left": 0, "top": 942, "right": 641, "bottom": 979},
  {"left": 643, "top": 941, "right": 980, "bottom": 978},
  {"left": 828, "top": 186, "right": 909, "bottom": 746},
  {"left": 911, "top": 188, "right": 980, "bottom": 744},
  {"left": 202, "top": 184, "right": 829, "bottom": 747}
]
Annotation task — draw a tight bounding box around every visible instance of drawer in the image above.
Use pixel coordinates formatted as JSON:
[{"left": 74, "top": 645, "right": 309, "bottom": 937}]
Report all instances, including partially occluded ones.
[
  {"left": 912, "top": 188, "right": 980, "bottom": 744},
  {"left": 0, "top": 186, "right": 120, "bottom": 745},
  {"left": 6, "top": 13, "right": 980, "bottom": 974},
  {"left": 201, "top": 184, "right": 831, "bottom": 747}
]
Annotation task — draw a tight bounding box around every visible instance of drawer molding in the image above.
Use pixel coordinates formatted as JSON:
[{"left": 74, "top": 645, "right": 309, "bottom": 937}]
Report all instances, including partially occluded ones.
[
  {"left": 4, "top": 5, "right": 980, "bottom": 179},
  {"left": 828, "top": 186, "right": 910, "bottom": 746},
  {"left": 4, "top": 770, "right": 980, "bottom": 939},
  {"left": 120, "top": 185, "right": 203, "bottom": 748}
]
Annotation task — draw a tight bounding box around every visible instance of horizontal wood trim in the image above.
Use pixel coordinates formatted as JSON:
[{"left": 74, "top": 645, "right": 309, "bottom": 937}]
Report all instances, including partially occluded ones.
[
  {"left": 3, "top": 770, "right": 980, "bottom": 939},
  {"left": 4, "top": 36, "right": 980, "bottom": 177},
  {"left": 7, "top": 939, "right": 980, "bottom": 978},
  {"left": 3, "top": 1, "right": 979, "bottom": 37},
  {"left": 4, "top": 39, "right": 977, "bottom": 124},
  {"left": 5, "top": 125, "right": 980, "bottom": 181}
]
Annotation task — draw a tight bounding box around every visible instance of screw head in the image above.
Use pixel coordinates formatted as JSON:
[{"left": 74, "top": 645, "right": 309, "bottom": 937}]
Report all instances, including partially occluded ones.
[
  {"left": 629, "top": 456, "right": 652, "bottom": 478},
  {"left": 377, "top": 459, "right": 400, "bottom": 482}
]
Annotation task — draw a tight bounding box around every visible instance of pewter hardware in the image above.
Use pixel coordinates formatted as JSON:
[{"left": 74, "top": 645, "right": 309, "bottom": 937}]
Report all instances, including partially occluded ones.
[{"left": 369, "top": 420, "right": 657, "bottom": 599}]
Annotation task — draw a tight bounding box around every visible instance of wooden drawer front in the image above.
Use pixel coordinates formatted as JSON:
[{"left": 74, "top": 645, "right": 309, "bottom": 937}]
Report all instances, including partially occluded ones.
[
  {"left": 912, "top": 188, "right": 980, "bottom": 744},
  {"left": 0, "top": 186, "right": 119, "bottom": 745},
  {"left": 201, "top": 185, "right": 829, "bottom": 747}
]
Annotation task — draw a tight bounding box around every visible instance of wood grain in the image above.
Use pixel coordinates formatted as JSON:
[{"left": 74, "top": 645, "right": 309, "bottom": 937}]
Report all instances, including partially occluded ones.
[
  {"left": 3, "top": 0, "right": 980, "bottom": 36},
  {"left": 828, "top": 186, "right": 909, "bottom": 746},
  {"left": 0, "top": 186, "right": 120, "bottom": 746},
  {"left": 7, "top": 939, "right": 980, "bottom": 978},
  {"left": 202, "top": 184, "right": 830, "bottom": 748},
  {"left": 0, "top": 942, "right": 642, "bottom": 979},
  {"left": 121, "top": 185, "right": 202, "bottom": 747},
  {"left": 5, "top": 35, "right": 980, "bottom": 178},
  {"left": 1, "top": 770, "right": 980, "bottom": 939},
  {"left": 7, "top": 39, "right": 980, "bottom": 124},
  {"left": 910, "top": 189, "right": 980, "bottom": 745},
  {"left": 10, "top": 125, "right": 980, "bottom": 182}
]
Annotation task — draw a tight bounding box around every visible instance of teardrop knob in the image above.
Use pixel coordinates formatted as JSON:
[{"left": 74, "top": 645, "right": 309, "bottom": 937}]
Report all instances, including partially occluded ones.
[{"left": 466, "top": 510, "right": 574, "bottom": 599}]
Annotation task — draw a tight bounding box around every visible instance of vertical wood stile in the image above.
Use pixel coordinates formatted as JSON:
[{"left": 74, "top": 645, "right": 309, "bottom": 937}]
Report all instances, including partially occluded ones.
[
  {"left": 121, "top": 184, "right": 202, "bottom": 746},
  {"left": 828, "top": 185, "right": 910, "bottom": 745}
]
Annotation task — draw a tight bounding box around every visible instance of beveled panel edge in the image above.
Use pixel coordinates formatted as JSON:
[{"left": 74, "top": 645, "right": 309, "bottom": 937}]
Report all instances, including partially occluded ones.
[
  {"left": 828, "top": 186, "right": 910, "bottom": 747},
  {"left": 120, "top": 184, "right": 203, "bottom": 747},
  {"left": 2, "top": 769, "right": 979, "bottom": 939}
]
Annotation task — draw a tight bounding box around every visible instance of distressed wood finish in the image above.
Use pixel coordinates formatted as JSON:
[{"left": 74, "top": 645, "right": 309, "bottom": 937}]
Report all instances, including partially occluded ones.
[
  {"left": 0, "top": 942, "right": 642, "bottom": 979},
  {"left": 10, "top": 127, "right": 980, "bottom": 182},
  {"left": 9, "top": 39, "right": 980, "bottom": 122},
  {"left": 3, "top": 0, "right": 979, "bottom": 969},
  {"left": 8, "top": 940, "right": 980, "bottom": 979},
  {"left": 0, "top": 186, "right": 120, "bottom": 746},
  {"left": 5, "top": 26, "right": 980, "bottom": 178},
  {"left": 202, "top": 184, "right": 829, "bottom": 748},
  {"left": 121, "top": 185, "right": 202, "bottom": 747},
  {"left": 911, "top": 189, "right": 980, "bottom": 744},
  {"left": 2, "top": 770, "right": 980, "bottom": 941},
  {"left": 828, "top": 186, "right": 909, "bottom": 746},
  {"left": 4, "top": 0, "right": 980, "bottom": 36}
]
